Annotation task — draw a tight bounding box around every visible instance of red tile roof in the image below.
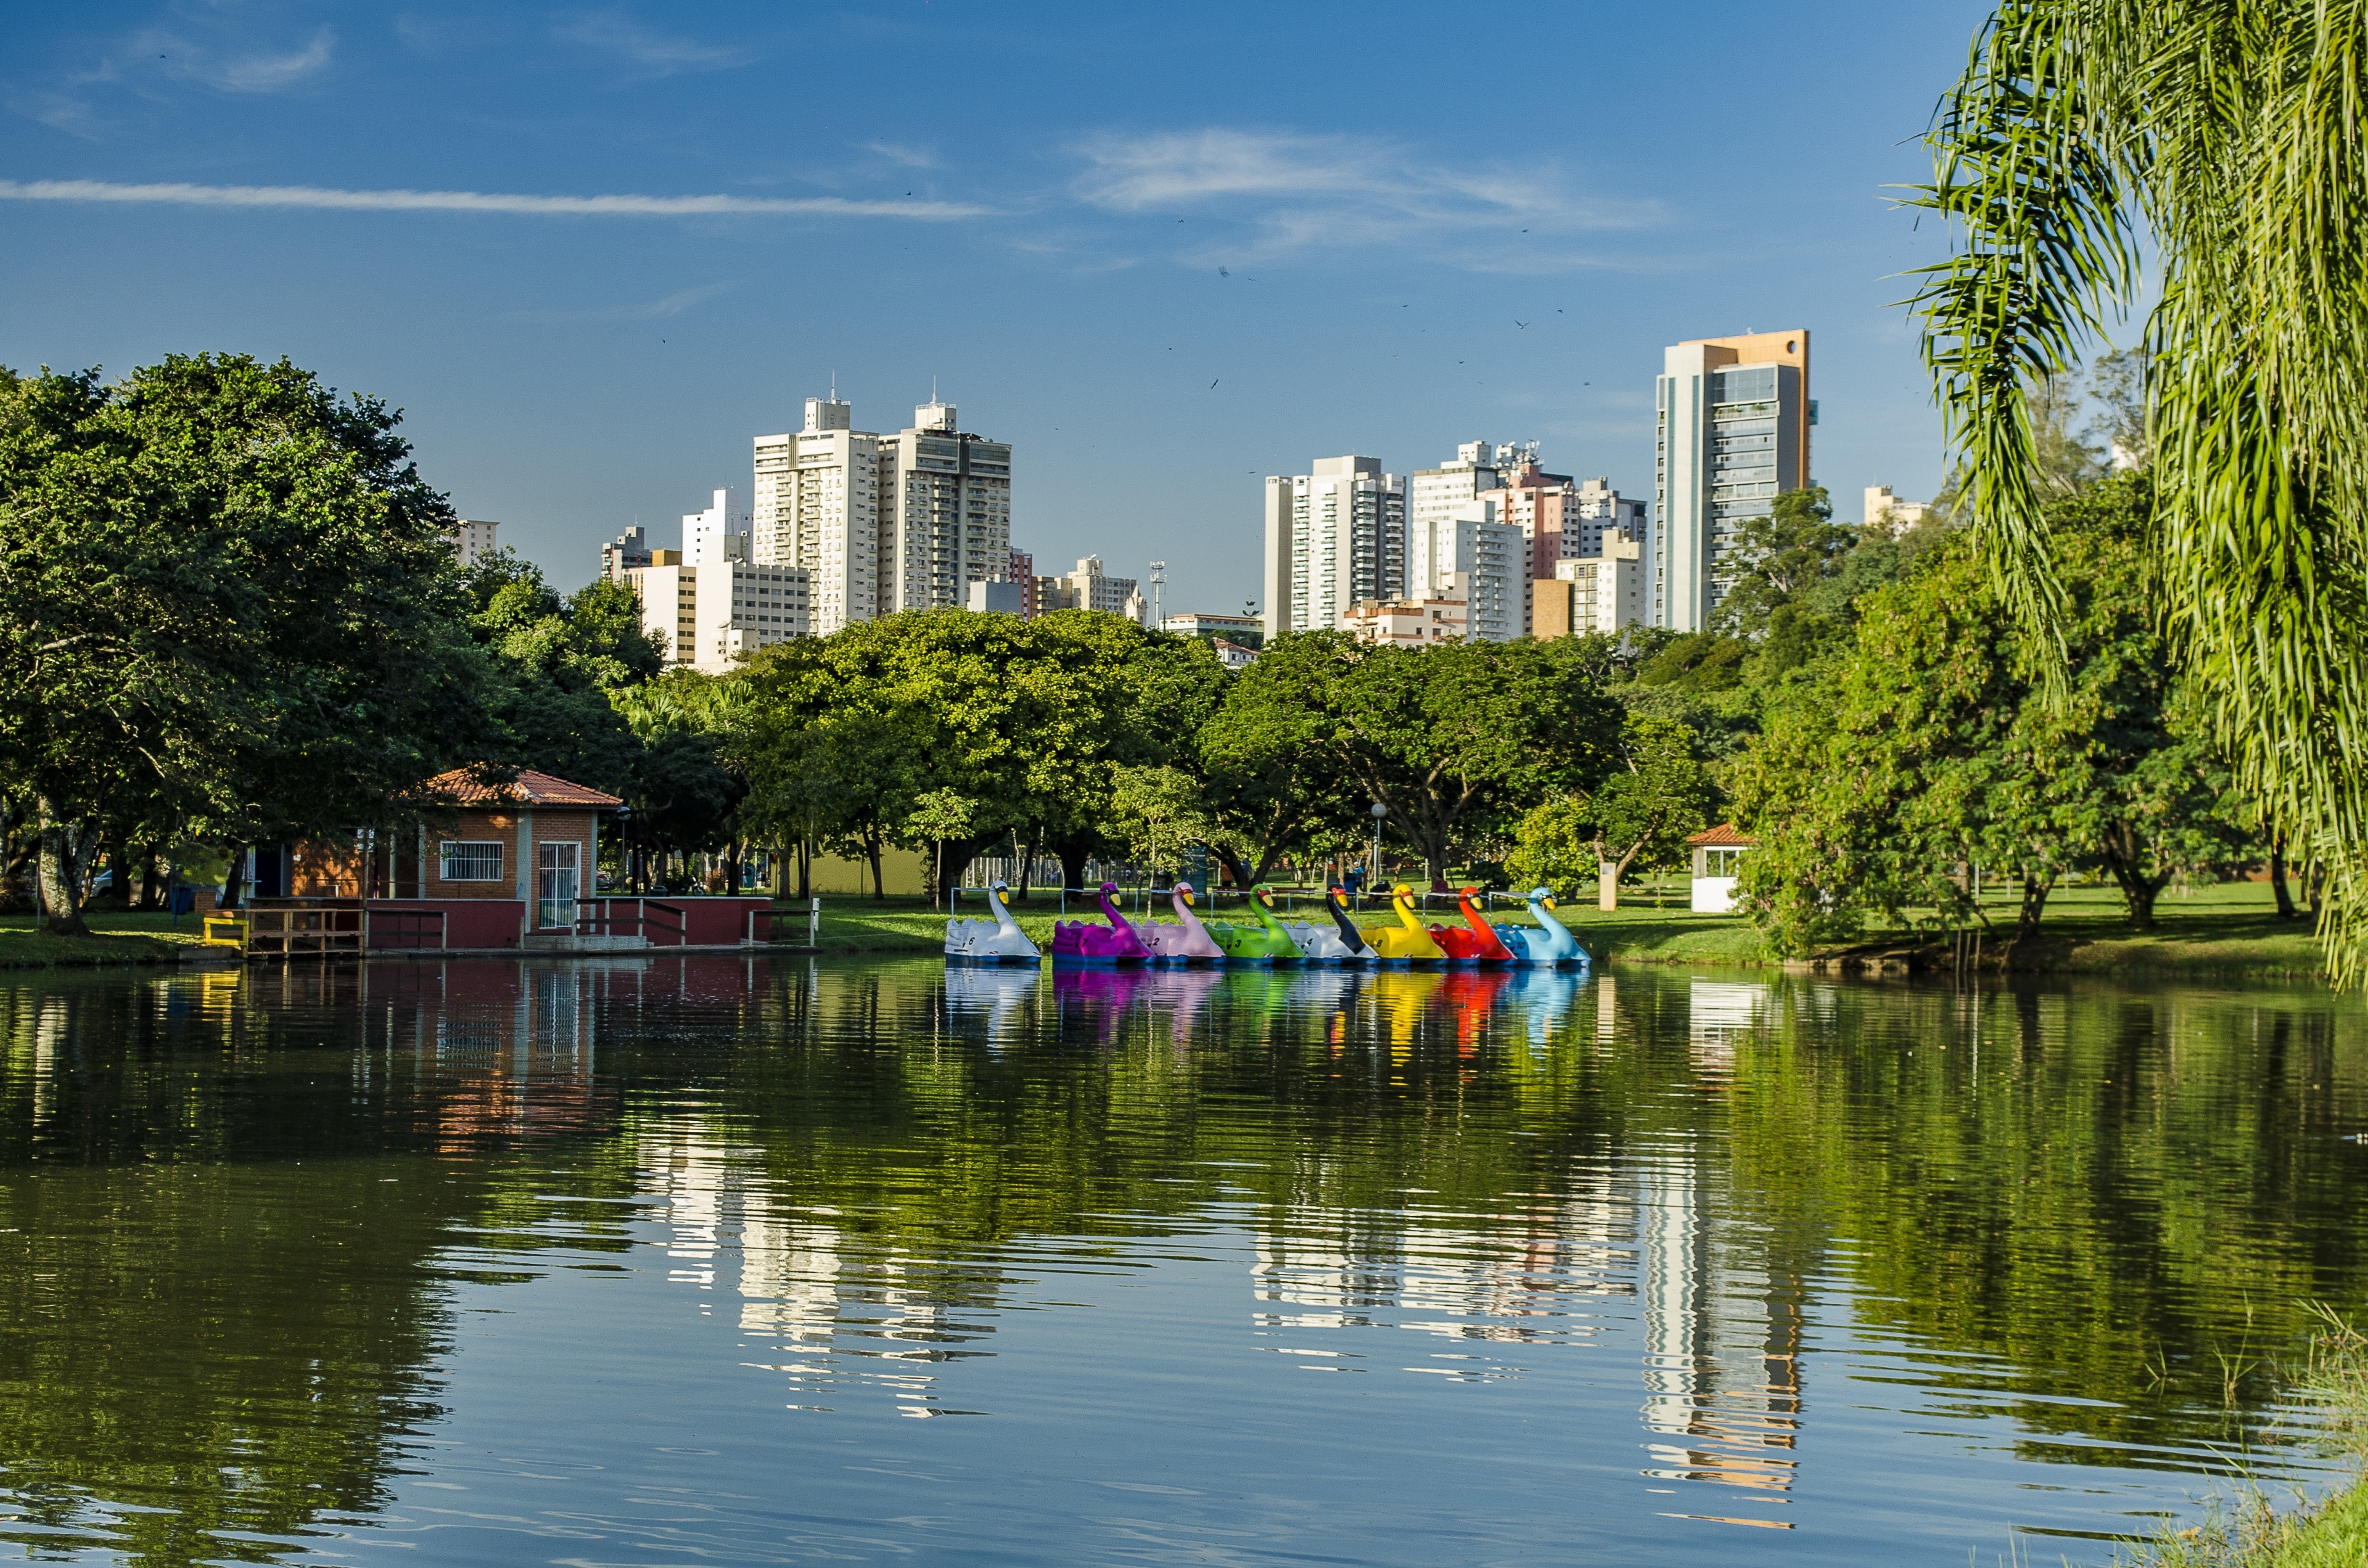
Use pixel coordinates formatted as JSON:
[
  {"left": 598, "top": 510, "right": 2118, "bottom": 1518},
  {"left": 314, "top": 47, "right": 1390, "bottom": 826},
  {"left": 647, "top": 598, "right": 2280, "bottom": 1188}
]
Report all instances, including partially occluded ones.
[
  {"left": 1686, "top": 823, "right": 1757, "bottom": 847},
  {"left": 421, "top": 767, "right": 623, "bottom": 809}
]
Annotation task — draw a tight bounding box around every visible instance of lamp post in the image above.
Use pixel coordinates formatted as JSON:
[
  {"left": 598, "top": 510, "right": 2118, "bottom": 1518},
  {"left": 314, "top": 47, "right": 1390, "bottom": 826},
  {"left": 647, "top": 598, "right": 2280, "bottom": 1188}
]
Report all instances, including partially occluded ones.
[{"left": 1368, "top": 801, "right": 1389, "bottom": 905}]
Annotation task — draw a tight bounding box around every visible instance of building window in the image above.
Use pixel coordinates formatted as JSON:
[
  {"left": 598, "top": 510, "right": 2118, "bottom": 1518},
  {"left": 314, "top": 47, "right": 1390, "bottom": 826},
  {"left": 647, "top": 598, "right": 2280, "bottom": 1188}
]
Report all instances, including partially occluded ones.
[{"left": 440, "top": 841, "right": 504, "bottom": 881}]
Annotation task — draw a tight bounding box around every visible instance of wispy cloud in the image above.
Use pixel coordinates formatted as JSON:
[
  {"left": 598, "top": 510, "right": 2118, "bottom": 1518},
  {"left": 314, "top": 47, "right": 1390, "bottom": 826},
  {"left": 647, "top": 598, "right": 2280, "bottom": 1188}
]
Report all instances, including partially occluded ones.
[
  {"left": 1072, "top": 128, "right": 1659, "bottom": 268},
  {"left": 134, "top": 25, "right": 338, "bottom": 94},
  {"left": 864, "top": 140, "right": 939, "bottom": 170},
  {"left": 554, "top": 10, "right": 748, "bottom": 74},
  {"left": 498, "top": 281, "right": 736, "bottom": 323},
  {"left": 0, "top": 179, "right": 993, "bottom": 220}
]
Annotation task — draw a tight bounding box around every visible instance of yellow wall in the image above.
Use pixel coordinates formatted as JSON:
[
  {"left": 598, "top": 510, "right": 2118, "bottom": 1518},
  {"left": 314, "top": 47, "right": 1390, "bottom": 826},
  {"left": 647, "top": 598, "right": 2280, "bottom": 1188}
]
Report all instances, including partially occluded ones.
[{"left": 786, "top": 849, "right": 929, "bottom": 897}]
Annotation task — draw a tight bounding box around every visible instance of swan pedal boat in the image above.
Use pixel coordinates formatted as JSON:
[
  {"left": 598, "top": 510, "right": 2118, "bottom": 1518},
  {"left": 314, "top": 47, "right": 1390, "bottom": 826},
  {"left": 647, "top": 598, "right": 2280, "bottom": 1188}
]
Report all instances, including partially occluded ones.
[
  {"left": 1428, "top": 885, "right": 1514, "bottom": 965},
  {"left": 1364, "top": 884, "right": 1446, "bottom": 965},
  {"left": 1138, "top": 880, "right": 1225, "bottom": 964},
  {"left": 944, "top": 880, "right": 1042, "bottom": 964},
  {"left": 1283, "top": 885, "right": 1375, "bottom": 964},
  {"left": 1202, "top": 884, "right": 1302, "bottom": 964},
  {"left": 1051, "top": 880, "right": 1151, "bottom": 964},
  {"left": 1495, "top": 885, "right": 1591, "bottom": 969}
]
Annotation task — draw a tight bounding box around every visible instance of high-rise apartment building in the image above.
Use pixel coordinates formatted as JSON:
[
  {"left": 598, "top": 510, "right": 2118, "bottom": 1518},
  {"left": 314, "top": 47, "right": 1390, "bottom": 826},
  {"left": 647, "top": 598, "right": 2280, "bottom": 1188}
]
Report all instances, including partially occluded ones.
[
  {"left": 1410, "top": 441, "right": 1534, "bottom": 540},
  {"left": 1570, "top": 478, "right": 1649, "bottom": 567},
  {"left": 448, "top": 519, "right": 500, "bottom": 568},
  {"left": 1655, "top": 330, "right": 1812, "bottom": 631},
  {"left": 1864, "top": 485, "right": 1928, "bottom": 535},
  {"left": 1007, "top": 548, "right": 1038, "bottom": 617},
  {"left": 1533, "top": 529, "right": 1647, "bottom": 639},
  {"left": 601, "top": 525, "right": 654, "bottom": 581},
  {"left": 878, "top": 401, "right": 1013, "bottom": 617},
  {"left": 1410, "top": 496, "right": 1525, "bottom": 642},
  {"left": 1037, "top": 556, "right": 1138, "bottom": 616},
  {"left": 1260, "top": 456, "right": 1408, "bottom": 639},
  {"left": 754, "top": 397, "right": 881, "bottom": 638},
  {"left": 753, "top": 396, "right": 1013, "bottom": 636},
  {"left": 683, "top": 488, "right": 748, "bottom": 571}
]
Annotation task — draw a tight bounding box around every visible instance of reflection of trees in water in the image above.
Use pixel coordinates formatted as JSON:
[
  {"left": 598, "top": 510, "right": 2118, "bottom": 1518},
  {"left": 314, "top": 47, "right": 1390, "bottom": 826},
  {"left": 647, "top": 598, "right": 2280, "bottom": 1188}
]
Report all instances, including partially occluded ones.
[{"left": 4, "top": 956, "right": 2364, "bottom": 1558}]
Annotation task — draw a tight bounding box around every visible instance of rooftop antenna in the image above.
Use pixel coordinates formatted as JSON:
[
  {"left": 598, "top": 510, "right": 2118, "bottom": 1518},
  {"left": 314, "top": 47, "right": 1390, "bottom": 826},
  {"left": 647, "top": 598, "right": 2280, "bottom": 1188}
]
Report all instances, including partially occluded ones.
[{"left": 830, "top": 370, "right": 837, "bottom": 400}]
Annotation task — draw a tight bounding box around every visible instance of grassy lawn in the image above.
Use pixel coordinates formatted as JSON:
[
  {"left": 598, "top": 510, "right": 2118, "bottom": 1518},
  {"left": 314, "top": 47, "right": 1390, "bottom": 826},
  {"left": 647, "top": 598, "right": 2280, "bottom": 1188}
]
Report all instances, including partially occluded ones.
[
  {"left": 775, "top": 876, "right": 2328, "bottom": 977},
  {"left": 0, "top": 912, "right": 197, "bottom": 968}
]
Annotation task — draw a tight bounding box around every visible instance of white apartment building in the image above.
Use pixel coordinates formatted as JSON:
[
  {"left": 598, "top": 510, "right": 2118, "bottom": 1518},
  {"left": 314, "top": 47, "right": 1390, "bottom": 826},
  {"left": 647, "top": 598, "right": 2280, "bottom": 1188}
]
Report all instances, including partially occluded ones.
[
  {"left": 448, "top": 519, "right": 500, "bottom": 568},
  {"left": 625, "top": 561, "right": 697, "bottom": 666},
  {"left": 1260, "top": 456, "right": 1408, "bottom": 639},
  {"left": 1655, "top": 330, "right": 1812, "bottom": 631},
  {"left": 1341, "top": 596, "right": 1468, "bottom": 647},
  {"left": 695, "top": 561, "right": 809, "bottom": 670},
  {"left": 1571, "top": 477, "right": 1650, "bottom": 565},
  {"left": 1409, "top": 440, "right": 1534, "bottom": 540},
  {"left": 626, "top": 558, "right": 810, "bottom": 673},
  {"left": 1410, "top": 496, "right": 1525, "bottom": 643},
  {"left": 1864, "top": 484, "right": 1928, "bottom": 535},
  {"left": 754, "top": 398, "right": 881, "bottom": 638},
  {"left": 1536, "top": 528, "right": 1646, "bottom": 638},
  {"left": 878, "top": 401, "right": 1012, "bottom": 617},
  {"left": 683, "top": 488, "right": 748, "bottom": 570},
  {"left": 1040, "top": 555, "right": 1138, "bottom": 615},
  {"left": 753, "top": 396, "right": 1013, "bottom": 636}
]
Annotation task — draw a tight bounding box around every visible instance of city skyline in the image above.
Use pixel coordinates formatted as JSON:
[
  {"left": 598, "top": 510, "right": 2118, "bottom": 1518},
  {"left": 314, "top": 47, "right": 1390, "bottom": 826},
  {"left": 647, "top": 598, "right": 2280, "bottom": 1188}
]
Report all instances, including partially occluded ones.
[{"left": 0, "top": 0, "right": 1990, "bottom": 615}]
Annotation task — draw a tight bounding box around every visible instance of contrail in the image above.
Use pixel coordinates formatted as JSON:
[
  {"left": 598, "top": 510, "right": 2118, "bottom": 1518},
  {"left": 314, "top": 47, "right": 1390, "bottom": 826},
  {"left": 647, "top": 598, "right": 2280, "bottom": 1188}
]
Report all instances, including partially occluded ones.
[{"left": 0, "top": 178, "right": 992, "bottom": 220}]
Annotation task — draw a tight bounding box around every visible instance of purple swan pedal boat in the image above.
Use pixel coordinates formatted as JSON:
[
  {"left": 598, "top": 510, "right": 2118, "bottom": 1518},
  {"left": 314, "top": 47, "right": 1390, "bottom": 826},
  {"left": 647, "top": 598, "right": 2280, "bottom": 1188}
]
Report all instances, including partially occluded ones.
[{"left": 1051, "top": 880, "right": 1151, "bottom": 965}]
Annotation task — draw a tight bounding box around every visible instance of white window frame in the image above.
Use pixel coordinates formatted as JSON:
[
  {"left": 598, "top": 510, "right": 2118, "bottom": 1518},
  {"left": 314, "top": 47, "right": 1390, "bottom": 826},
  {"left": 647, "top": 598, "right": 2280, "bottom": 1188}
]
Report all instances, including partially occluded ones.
[{"left": 440, "top": 840, "right": 504, "bottom": 882}]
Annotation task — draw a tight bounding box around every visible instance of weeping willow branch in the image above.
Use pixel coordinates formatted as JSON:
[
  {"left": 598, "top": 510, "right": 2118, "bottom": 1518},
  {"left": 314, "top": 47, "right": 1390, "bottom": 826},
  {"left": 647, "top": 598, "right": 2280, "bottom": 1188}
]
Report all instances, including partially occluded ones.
[{"left": 1909, "top": 0, "right": 2368, "bottom": 982}]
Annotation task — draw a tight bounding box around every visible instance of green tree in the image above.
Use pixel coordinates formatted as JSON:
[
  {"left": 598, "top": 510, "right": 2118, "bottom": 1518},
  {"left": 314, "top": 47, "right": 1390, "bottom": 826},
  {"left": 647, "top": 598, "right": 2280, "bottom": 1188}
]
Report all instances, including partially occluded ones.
[
  {"left": 1730, "top": 486, "right": 2249, "bottom": 954},
  {"left": 742, "top": 610, "right": 1222, "bottom": 900},
  {"left": 1253, "top": 632, "right": 1618, "bottom": 891},
  {"left": 1909, "top": 1, "right": 2368, "bottom": 978},
  {"left": 1530, "top": 715, "right": 1716, "bottom": 910},
  {"left": 1713, "top": 486, "right": 1855, "bottom": 636},
  {"left": 0, "top": 356, "right": 496, "bottom": 932}
]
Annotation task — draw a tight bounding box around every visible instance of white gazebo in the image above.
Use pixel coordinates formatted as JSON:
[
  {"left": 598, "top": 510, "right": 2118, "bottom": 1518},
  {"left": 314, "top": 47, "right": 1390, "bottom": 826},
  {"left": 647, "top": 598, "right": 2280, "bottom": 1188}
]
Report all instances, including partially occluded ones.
[{"left": 1685, "top": 824, "right": 1757, "bottom": 914}]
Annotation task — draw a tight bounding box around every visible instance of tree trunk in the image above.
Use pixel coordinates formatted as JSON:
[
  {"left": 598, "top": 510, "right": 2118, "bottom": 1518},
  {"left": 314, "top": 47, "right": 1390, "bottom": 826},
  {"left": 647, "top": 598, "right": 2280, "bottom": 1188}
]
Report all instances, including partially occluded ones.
[
  {"left": 2013, "top": 872, "right": 2054, "bottom": 946},
  {"left": 139, "top": 845, "right": 163, "bottom": 911},
  {"left": 35, "top": 807, "right": 97, "bottom": 937},
  {"left": 1016, "top": 830, "right": 1040, "bottom": 901},
  {"left": 221, "top": 843, "right": 249, "bottom": 910},
  {"left": 2269, "top": 845, "right": 2300, "bottom": 919},
  {"left": 1212, "top": 844, "right": 1253, "bottom": 891},
  {"left": 795, "top": 835, "right": 813, "bottom": 900},
  {"left": 2100, "top": 826, "right": 2171, "bottom": 930},
  {"left": 864, "top": 826, "right": 884, "bottom": 899},
  {"left": 1056, "top": 839, "right": 1094, "bottom": 897}
]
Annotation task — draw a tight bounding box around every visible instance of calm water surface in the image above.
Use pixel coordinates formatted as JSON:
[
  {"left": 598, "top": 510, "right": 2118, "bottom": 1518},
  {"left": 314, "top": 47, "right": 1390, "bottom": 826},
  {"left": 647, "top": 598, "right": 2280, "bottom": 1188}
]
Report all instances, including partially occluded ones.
[{"left": 1, "top": 957, "right": 2364, "bottom": 1566}]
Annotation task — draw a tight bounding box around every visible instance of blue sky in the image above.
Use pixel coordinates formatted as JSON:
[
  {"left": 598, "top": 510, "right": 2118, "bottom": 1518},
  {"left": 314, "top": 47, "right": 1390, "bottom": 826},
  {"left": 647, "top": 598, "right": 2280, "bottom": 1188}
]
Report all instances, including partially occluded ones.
[{"left": 2, "top": 1, "right": 1992, "bottom": 615}]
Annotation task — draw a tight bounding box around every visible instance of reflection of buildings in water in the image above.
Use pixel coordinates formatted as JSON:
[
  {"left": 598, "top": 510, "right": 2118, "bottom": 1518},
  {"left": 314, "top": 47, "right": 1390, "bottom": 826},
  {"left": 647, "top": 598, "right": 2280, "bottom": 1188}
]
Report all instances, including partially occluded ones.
[
  {"left": 1251, "top": 1185, "right": 1630, "bottom": 1362},
  {"left": 411, "top": 963, "right": 612, "bottom": 1149},
  {"left": 1636, "top": 1146, "right": 1802, "bottom": 1508},
  {"left": 1688, "top": 980, "right": 1768, "bottom": 1082},
  {"left": 639, "top": 1121, "right": 990, "bottom": 1418}
]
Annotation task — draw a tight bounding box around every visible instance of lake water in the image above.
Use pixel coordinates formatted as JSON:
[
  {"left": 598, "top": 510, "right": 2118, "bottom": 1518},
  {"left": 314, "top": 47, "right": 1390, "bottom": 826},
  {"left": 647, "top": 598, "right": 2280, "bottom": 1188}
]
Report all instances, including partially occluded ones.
[{"left": 0, "top": 957, "right": 2362, "bottom": 1567}]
